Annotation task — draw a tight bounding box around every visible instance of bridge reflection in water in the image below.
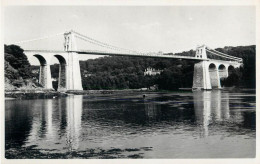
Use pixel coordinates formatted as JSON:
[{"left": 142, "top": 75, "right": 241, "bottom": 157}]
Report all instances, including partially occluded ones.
[
  {"left": 22, "top": 92, "right": 244, "bottom": 143},
  {"left": 5, "top": 91, "right": 255, "bottom": 158},
  {"left": 24, "top": 96, "right": 83, "bottom": 152},
  {"left": 66, "top": 96, "right": 82, "bottom": 151},
  {"left": 144, "top": 102, "right": 162, "bottom": 122},
  {"left": 193, "top": 91, "right": 230, "bottom": 137}
]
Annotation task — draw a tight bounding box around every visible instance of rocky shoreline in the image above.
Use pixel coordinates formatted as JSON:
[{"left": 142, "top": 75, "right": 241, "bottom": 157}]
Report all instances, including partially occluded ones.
[
  {"left": 6, "top": 87, "right": 250, "bottom": 100},
  {"left": 5, "top": 90, "right": 68, "bottom": 99},
  {"left": 4, "top": 89, "right": 151, "bottom": 99}
]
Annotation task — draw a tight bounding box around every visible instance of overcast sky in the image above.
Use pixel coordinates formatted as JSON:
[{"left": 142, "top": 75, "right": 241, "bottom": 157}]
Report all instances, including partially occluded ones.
[{"left": 4, "top": 6, "right": 255, "bottom": 64}]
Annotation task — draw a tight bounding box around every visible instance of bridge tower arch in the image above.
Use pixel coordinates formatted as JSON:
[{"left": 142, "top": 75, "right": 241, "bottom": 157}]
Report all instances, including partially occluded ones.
[
  {"left": 228, "top": 65, "right": 235, "bottom": 76},
  {"left": 209, "top": 63, "right": 220, "bottom": 88},
  {"left": 33, "top": 54, "right": 53, "bottom": 89},
  {"left": 64, "top": 30, "right": 78, "bottom": 51},
  {"left": 195, "top": 45, "right": 207, "bottom": 59},
  {"left": 218, "top": 64, "right": 228, "bottom": 78},
  {"left": 218, "top": 64, "right": 228, "bottom": 87},
  {"left": 54, "top": 55, "right": 68, "bottom": 91}
]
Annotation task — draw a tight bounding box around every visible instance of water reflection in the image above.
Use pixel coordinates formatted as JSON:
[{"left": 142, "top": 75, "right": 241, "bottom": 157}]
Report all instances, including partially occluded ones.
[
  {"left": 193, "top": 91, "right": 231, "bottom": 137},
  {"left": 5, "top": 100, "right": 34, "bottom": 148},
  {"left": 26, "top": 100, "right": 56, "bottom": 148},
  {"left": 5, "top": 90, "right": 256, "bottom": 158},
  {"left": 144, "top": 102, "right": 161, "bottom": 121},
  {"left": 24, "top": 96, "right": 83, "bottom": 151},
  {"left": 66, "top": 96, "right": 82, "bottom": 151},
  {"left": 46, "top": 100, "right": 54, "bottom": 140},
  {"left": 193, "top": 91, "right": 211, "bottom": 137},
  {"left": 57, "top": 98, "right": 67, "bottom": 137}
]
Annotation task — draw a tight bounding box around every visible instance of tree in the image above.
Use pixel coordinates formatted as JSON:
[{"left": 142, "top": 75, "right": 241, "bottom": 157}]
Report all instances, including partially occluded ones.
[
  {"left": 79, "top": 45, "right": 255, "bottom": 90},
  {"left": 5, "top": 44, "right": 32, "bottom": 79}
]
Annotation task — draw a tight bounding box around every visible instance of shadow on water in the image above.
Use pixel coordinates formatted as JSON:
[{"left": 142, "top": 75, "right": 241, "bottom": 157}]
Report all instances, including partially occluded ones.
[{"left": 5, "top": 90, "right": 256, "bottom": 158}]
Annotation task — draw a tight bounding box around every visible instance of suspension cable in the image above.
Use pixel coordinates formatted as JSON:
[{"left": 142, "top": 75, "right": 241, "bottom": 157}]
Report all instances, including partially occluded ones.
[
  {"left": 73, "top": 31, "right": 141, "bottom": 54},
  {"left": 206, "top": 49, "right": 237, "bottom": 60},
  {"left": 75, "top": 35, "right": 136, "bottom": 53},
  {"left": 206, "top": 50, "right": 238, "bottom": 60},
  {"left": 206, "top": 47, "right": 242, "bottom": 60},
  {"left": 12, "top": 32, "right": 64, "bottom": 44},
  {"left": 206, "top": 49, "right": 242, "bottom": 62},
  {"left": 206, "top": 50, "right": 242, "bottom": 61},
  {"left": 209, "top": 49, "right": 242, "bottom": 60}
]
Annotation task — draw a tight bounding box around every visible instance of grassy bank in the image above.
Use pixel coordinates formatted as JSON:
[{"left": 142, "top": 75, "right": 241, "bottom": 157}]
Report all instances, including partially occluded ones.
[
  {"left": 5, "top": 88, "right": 164, "bottom": 99},
  {"left": 5, "top": 90, "right": 68, "bottom": 99}
]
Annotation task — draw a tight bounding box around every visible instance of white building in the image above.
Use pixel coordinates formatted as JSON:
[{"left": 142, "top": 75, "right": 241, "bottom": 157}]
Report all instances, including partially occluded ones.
[{"left": 144, "top": 67, "right": 162, "bottom": 76}]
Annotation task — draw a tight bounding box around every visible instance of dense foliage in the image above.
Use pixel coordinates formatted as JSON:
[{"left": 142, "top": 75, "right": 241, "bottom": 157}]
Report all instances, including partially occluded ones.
[
  {"left": 79, "top": 45, "right": 255, "bottom": 90},
  {"left": 79, "top": 55, "right": 196, "bottom": 90},
  {"left": 5, "top": 44, "right": 255, "bottom": 90},
  {"left": 219, "top": 45, "right": 255, "bottom": 88},
  {"left": 4, "top": 45, "right": 39, "bottom": 88},
  {"left": 5, "top": 45, "right": 32, "bottom": 79}
]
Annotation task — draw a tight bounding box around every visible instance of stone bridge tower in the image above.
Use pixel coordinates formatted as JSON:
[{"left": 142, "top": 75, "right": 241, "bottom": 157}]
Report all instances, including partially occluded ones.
[
  {"left": 193, "top": 45, "right": 212, "bottom": 90},
  {"left": 63, "top": 30, "right": 83, "bottom": 91},
  {"left": 192, "top": 45, "right": 242, "bottom": 90}
]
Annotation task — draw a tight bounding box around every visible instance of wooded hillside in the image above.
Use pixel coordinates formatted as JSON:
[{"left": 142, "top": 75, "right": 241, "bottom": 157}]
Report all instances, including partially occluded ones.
[
  {"left": 4, "top": 45, "right": 41, "bottom": 90},
  {"left": 5, "top": 44, "right": 255, "bottom": 91},
  {"left": 79, "top": 45, "right": 255, "bottom": 90}
]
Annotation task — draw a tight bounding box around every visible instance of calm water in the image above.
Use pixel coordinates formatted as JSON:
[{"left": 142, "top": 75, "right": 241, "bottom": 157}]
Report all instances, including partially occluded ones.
[{"left": 5, "top": 90, "right": 256, "bottom": 158}]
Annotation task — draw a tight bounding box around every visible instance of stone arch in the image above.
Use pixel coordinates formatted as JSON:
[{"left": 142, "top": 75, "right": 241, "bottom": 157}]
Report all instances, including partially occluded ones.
[
  {"left": 218, "top": 64, "right": 228, "bottom": 78},
  {"left": 218, "top": 64, "right": 228, "bottom": 87},
  {"left": 53, "top": 54, "right": 67, "bottom": 91},
  {"left": 228, "top": 65, "right": 235, "bottom": 76},
  {"left": 54, "top": 55, "right": 67, "bottom": 65},
  {"left": 209, "top": 63, "right": 216, "bottom": 70},
  {"left": 33, "top": 54, "right": 52, "bottom": 88},
  {"left": 218, "top": 64, "right": 226, "bottom": 71},
  {"left": 34, "top": 54, "right": 47, "bottom": 66},
  {"left": 209, "top": 63, "right": 219, "bottom": 88}
]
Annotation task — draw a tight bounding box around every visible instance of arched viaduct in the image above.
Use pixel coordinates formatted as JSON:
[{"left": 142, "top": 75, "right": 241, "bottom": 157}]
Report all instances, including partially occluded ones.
[
  {"left": 25, "top": 49, "right": 242, "bottom": 91},
  {"left": 22, "top": 31, "right": 242, "bottom": 91},
  {"left": 26, "top": 51, "right": 83, "bottom": 91}
]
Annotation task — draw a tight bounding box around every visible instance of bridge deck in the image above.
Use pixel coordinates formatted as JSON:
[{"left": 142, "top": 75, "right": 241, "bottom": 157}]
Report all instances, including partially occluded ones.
[
  {"left": 24, "top": 50, "right": 206, "bottom": 61},
  {"left": 76, "top": 50, "right": 206, "bottom": 61},
  {"left": 24, "top": 49, "right": 241, "bottom": 64}
]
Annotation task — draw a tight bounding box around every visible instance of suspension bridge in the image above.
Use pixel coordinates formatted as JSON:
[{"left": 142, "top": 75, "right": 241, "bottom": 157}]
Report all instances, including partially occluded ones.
[{"left": 12, "top": 30, "right": 243, "bottom": 91}]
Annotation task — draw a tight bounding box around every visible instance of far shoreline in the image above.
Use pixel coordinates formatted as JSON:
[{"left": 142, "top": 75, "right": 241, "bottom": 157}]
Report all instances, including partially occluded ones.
[{"left": 4, "top": 87, "right": 255, "bottom": 100}]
